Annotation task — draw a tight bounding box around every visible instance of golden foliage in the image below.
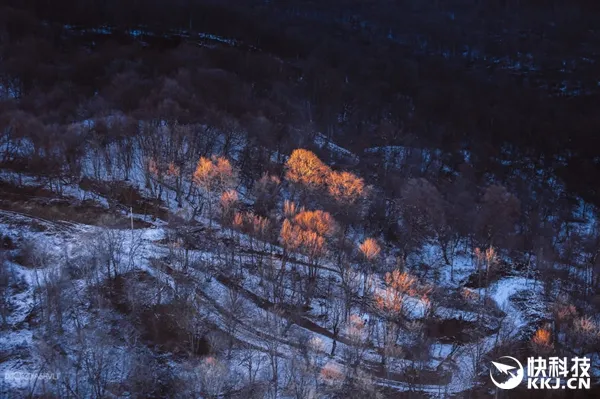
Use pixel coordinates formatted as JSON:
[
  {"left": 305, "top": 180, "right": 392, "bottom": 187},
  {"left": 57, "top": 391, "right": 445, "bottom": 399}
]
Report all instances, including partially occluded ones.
[
  {"left": 280, "top": 207, "right": 335, "bottom": 260},
  {"left": 293, "top": 210, "right": 336, "bottom": 237},
  {"left": 327, "top": 170, "right": 365, "bottom": 204},
  {"left": 283, "top": 199, "right": 303, "bottom": 219},
  {"left": 375, "top": 286, "right": 404, "bottom": 313},
  {"left": 532, "top": 328, "right": 551, "bottom": 345},
  {"left": 193, "top": 155, "right": 236, "bottom": 191},
  {"left": 300, "top": 230, "right": 326, "bottom": 258},
  {"left": 193, "top": 157, "right": 213, "bottom": 184},
  {"left": 531, "top": 327, "right": 553, "bottom": 353},
  {"left": 233, "top": 212, "right": 244, "bottom": 229},
  {"left": 285, "top": 148, "right": 367, "bottom": 205},
  {"left": 250, "top": 213, "right": 270, "bottom": 237},
  {"left": 485, "top": 247, "right": 496, "bottom": 263},
  {"left": 279, "top": 219, "right": 303, "bottom": 251},
  {"left": 359, "top": 238, "right": 381, "bottom": 261},
  {"left": 285, "top": 149, "right": 331, "bottom": 189},
  {"left": 384, "top": 270, "right": 418, "bottom": 296},
  {"left": 214, "top": 156, "right": 234, "bottom": 180},
  {"left": 375, "top": 271, "right": 418, "bottom": 313},
  {"left": 232, "top": 211, "right": 270, "bottom": 237},
  {"left": 474, "top": 246, "right": 496, "bottom": 264},
  {"left": 474, "top": 246, "right": 497, "bottom": 276},
  {"left": 220, "top": 189, "right": 238, "bottom": 208}
]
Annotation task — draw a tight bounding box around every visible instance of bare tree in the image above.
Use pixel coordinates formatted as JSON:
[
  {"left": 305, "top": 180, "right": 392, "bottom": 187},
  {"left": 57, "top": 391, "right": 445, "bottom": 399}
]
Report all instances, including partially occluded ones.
[
  {"left": 343, "top": 314, "right": 369, "bottom": 381},
  {"left": 222, "top": 286, "right": 251, "bottom": 359},
  {"left": 238, "top": 342, "right": 266, "bottom": 391},
  {"left": 195, "top": 356, "right": 233, "bottom": 399},
  {"left": 284, "top": 353, "right": 317, "bottom": 399},
  {"left": 325, "top": 294, "right": 346, "bottom": 357},
  {"left": 263, "top": 308, "right": 287, "bottom": 396},
  {"left": 93, "top": 218, "right": 142, "bottom": 281},
  {"left": 568, "top": 316, "right": 600, "bottom": 356},
  {"left": 252, "top": 173, "right": 282, "bottom": 217},
  {"left": 0, "top": 251, "right": 12, "bottom": 327}
]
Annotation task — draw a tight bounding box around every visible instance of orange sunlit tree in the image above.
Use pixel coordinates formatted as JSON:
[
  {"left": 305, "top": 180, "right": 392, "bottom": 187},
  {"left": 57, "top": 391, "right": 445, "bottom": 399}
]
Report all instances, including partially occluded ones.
[
  {"left": 285, "top": 149, "right": 331, "bottom": 192},
  {"left": 375, "top": 271, "right": 417, "bottom": 313},
  {"left": 373, "top": 269, "right": 420, "bottom": 368},
  {"left": 279, "top": 207, "right": 337, "bottom": 306},
  {"left": 327, "top": 170, "right": 366, "bottom": 206},
  {"left": 285, "top": 148, "right": 367, "bottom": 208},
  {"left": 283, "top": 199, "right": 303, "bottom": 219},
  {"left": 291, "top": 209, "right": 336, "bottom": 277},
  {"left": 279, "top": 219, "right": 304, "bottom": 253},
  {"left": 531, "top": 326, "right": 553, "bottom": 355},
  {"left": 193, "top": 155, "right": 237, "bottom": 227},
  {"left": 359, "top": 238, "right": 381, "bottom": 261},
  {"left": 359, "top": 238, "right": 381, "bottom": 293},
  {"left": 293, "top": 209, "right": 337, "bottom": 238},
  {"left": 474, "top": 246, "right": 496, "bottom": 297},
  {"left": 219, "top": 189, "right": 239, "bottom": 226}
]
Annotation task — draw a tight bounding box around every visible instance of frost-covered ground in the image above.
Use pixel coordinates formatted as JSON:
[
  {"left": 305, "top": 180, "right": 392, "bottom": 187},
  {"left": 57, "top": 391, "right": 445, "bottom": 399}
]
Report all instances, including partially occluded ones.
[
  {"left": 0, "top": 203, "right": 552, "bottom": 397},
  {"left": 0, "top": 136, "right": 597, "bottom": 396}
]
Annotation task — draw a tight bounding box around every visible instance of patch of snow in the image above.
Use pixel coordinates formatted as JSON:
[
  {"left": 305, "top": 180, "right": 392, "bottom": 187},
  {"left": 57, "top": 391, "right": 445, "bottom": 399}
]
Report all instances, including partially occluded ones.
[
  {"left": 197, "top": 33, "right": 238, "bottom": 46},
  {"left": 489, "top": 277, "right": 543, "bottom": 331},
  {"left": 314, "top": 133, "right": 359, "bottom": 164}
]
